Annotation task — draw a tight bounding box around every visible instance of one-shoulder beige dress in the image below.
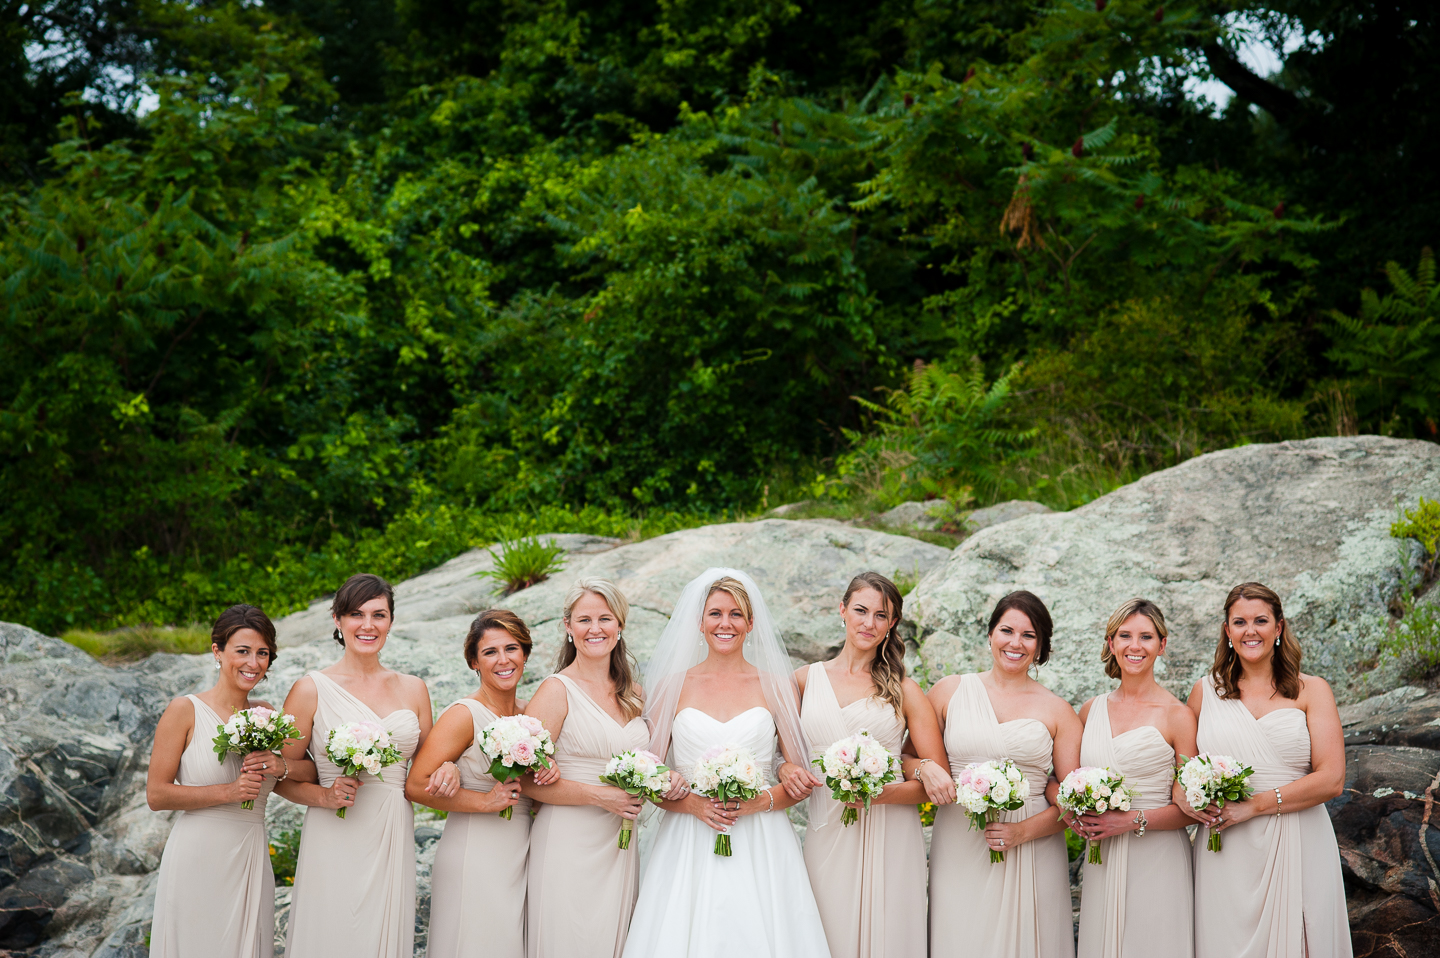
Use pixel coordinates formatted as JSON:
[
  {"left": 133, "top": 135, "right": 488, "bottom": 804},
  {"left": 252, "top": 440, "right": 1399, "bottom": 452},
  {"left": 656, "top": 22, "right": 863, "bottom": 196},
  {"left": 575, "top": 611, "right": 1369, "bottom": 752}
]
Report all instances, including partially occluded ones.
[
  {"left": 1193, "top": 677, "right": 1351, "bottom": 958},
  {"left": 801, "top": 662, "right": 927, "bottom": 958},
  {"left": 929, "top": 673, "right": 1074, "bottom": 958},
  {"left": 150, "top": 695, "right": 275, "bottom": 958},
  {"left": 428, "top": 698, "right": 532, "bottom": 958},
  {"left": 1076, "top": 694, "right": 1193, "bottom": 958},
  {"left": 527, "top": 674, "right": 650, "bottom": 958},
  {"left": 284, "top": 671, "right": 421, "bottom": 958}
]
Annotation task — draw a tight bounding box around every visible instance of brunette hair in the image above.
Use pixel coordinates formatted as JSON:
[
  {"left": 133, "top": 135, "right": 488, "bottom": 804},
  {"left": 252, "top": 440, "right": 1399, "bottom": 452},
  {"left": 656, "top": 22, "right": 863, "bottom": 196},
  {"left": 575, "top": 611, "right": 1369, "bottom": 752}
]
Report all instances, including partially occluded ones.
[
  {"left": 212, "top": 604, "right": 278, "bottom": 659},
  {"left": 986, "top": 591, "right": 1054, "bottom": 666},
  {"left": 1100, "top": 598, "right": 1168, "bottom": 679},
  {"left": 464, "top": 609, "right": 533, "bottom": 669},
  {"left": 842, "top": 572, "right": 907, "bottom": 714},
  {"left": 1211, "top": 582, "right": 1302, "bottom": 700},
  {"left": 330, "top": 573, "right": 395, "bottom": 647},
  {"left": 556, "top": 577, "right": 643, "bottom": 721}
]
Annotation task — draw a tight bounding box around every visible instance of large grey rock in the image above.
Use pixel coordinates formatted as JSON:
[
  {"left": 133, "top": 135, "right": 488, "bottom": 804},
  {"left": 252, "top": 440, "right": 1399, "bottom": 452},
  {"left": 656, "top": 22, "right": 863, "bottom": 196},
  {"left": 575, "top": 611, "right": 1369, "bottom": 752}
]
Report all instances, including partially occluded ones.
[
  {"left": 910, "top": 436, "right": 1440, "bottom": 704},
  {"left": 877, "top": 500, "right": 952, "bottom": 530},
  {"left": 966, "top": 500, "right": 1053, "bottom": 531}
]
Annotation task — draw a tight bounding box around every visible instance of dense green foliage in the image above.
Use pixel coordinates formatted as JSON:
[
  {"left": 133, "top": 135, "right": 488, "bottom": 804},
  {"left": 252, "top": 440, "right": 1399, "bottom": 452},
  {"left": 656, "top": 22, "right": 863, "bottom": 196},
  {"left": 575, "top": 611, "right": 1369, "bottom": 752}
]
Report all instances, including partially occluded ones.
[{"left": 2, "top": 0, "right": 1436, "bottom": 634}]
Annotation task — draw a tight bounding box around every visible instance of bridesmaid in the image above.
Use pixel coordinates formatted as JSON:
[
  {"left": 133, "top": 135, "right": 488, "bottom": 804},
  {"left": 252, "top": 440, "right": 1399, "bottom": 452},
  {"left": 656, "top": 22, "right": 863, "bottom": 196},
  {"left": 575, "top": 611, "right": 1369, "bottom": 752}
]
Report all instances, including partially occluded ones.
[
  {"left": 147, "top": 604, "right": 283, "bottom": 958},
  {"left": 927, "top": 590, "right": 1081, "bottom": 958},
  {"left": 796, "top": 571, "right": 954, "bottom": 958},
  {"left": 406, "top": 609, "right": 561, "bottom": 958},
  {"left": 1186, "top": 582, "right": 1351, "bottom": 958},
  {"left": 1072, "top": 598, "right": 1196, "bottom": 958},
  {"left": 276, "top": 573, "right": 434, "bottom": 958},
  {"left": 524, "top": 577, "right": 672, "bottom": 958}
]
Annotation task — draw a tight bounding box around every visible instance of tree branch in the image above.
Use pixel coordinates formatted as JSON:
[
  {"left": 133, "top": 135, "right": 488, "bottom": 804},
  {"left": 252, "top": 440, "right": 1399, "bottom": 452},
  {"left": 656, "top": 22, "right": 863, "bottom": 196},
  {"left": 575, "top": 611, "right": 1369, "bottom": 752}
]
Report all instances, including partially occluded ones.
[{"left": 1201, "top": 43, "right": 1301, "bottom": 123}]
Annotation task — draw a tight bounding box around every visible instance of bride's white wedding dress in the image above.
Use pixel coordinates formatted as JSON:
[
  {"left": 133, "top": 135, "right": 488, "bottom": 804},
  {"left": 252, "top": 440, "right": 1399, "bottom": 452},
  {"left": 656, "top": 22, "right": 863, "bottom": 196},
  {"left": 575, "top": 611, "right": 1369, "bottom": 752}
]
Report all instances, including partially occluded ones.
[{"left": 622, "top": 706, "right": 833, "bottom": 958}]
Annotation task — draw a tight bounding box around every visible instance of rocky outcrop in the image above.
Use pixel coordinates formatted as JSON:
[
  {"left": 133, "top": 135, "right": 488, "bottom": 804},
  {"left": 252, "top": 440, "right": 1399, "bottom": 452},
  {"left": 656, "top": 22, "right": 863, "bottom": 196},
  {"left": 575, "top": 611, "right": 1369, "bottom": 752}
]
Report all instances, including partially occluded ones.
[{"left": 910, "top": 436, "right": 1440, "bottom": 704}]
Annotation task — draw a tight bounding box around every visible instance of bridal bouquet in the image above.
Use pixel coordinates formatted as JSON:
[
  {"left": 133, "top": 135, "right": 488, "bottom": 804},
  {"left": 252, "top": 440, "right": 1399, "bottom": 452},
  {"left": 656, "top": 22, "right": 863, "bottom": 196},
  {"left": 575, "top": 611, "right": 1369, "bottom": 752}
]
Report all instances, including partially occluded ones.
[
  {"left": 211, "top": 706, "right": 301, "bottom": 809},
  {"left": 477, "top": 714, "right": 555, "bottom": 819},
  {"left": 599, "top": 750, "right": 672, "bottom": 849},
  {"left": 325, "top": 721, "right": 404, "bottom": 819},
  {"left": 954, "top": 759, "right": 1030, "bottom": 863},
  {"left": 1056, "top": 766, "right": 1139, "bottom": 864},
  {"left": 1176, "top": 753, "right": 1255, "bottom": 852},
  {"left": 813, "top": 730, "right": 903, "bottom": 827},
  {"left": 691, "top": 744, "right": 766, "bottom": 857}
]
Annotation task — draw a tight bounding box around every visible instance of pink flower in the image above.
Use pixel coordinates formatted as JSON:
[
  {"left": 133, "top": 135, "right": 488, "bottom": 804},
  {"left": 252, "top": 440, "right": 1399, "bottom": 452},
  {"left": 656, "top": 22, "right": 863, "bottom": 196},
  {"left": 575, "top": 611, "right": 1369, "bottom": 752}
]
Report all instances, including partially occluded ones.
[
  {"left": 250, "top": 706, "right": 275, "bottom": 722},
  {"left": 511, "top": 740, "right": 535, "bottom": 764},
  {"left": 519, "top": 715, "right": 543, "bottom": 734}
]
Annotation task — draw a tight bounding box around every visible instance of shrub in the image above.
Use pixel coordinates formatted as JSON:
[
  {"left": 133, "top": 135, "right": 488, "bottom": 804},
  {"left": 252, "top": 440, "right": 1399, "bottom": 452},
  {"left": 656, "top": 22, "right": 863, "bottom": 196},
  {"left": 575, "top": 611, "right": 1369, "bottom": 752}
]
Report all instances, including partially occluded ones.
[
  {"left": 477, "top": 535, "right": 568, "bottom": 595},
  {"left": 269, "top": 828, "right": 301, "bottom": 886},
  {"left": 1381, "top": 498, "right": 1440, "bottom": 677}
]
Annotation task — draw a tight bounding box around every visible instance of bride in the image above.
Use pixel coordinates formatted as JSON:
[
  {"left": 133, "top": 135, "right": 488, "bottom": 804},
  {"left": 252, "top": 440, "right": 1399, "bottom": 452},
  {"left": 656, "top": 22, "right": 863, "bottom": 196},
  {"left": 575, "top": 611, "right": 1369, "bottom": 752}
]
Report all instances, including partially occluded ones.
[{"left": 622, "top": 570, "right": 832, "bottom": 958}]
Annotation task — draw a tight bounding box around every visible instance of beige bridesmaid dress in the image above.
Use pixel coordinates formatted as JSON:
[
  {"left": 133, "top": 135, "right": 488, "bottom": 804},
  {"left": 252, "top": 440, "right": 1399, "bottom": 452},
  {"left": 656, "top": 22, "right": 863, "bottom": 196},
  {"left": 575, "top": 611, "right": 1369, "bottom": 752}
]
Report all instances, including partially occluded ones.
[
  {"left": 284, "top": 672, "right": 421, "bottom": 958},
  {"left": 929, "top": 673, "right": 1074, "bottom": 958},
  {"left": 427, "top": 698, "right": 532, "bottom": 958},
  {"left": 1075, "top": 694, "right": 1193, "bottom": 958},
  {"left": 150, "top": 695, "right": 275, "bottom": 958},
  {"left": 527, "top": 674, "right": 650, "bottom": 958},
  {"left": 1193, "top": 677, "right": 1352, "bottom": 958},
  {"left": 800, "top": 663, "right": 927, "bottom": 958}
]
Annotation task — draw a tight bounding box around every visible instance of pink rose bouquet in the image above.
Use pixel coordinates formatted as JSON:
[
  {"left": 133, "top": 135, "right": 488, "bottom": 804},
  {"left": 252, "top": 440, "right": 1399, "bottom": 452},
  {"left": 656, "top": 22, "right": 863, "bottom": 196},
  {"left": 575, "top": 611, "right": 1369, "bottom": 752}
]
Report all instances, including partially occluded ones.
[{"left": 477, "top": 714, "right": 556, "bottom": 819}]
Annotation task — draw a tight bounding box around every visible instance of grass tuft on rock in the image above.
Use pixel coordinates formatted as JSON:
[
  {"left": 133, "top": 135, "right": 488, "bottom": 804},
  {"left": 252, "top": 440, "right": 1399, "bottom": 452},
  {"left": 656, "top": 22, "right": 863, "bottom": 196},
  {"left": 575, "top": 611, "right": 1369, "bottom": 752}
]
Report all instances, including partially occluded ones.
[
  {"left": 61, "top": 624, "right": 212, "bottom": 661},
  {"left": 477, "top": 535, "right": 568, "bottom": 595}
]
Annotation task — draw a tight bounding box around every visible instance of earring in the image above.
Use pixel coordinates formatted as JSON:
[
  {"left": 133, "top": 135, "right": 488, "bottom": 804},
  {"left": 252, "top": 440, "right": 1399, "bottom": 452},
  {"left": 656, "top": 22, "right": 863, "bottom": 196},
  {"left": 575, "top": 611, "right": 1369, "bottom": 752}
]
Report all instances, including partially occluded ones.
[
  {"left": 1275, "top": 636, "right": 1281, "bottom": 647},
  {"left": 214, "top": 659, "right": 222, "bottom": 670},
  {"left": 566, "top": 634, "right": 573, "bottom": 643},
  {"left": 1227, "top": 641, "right": 1233, "bottom": 649}
]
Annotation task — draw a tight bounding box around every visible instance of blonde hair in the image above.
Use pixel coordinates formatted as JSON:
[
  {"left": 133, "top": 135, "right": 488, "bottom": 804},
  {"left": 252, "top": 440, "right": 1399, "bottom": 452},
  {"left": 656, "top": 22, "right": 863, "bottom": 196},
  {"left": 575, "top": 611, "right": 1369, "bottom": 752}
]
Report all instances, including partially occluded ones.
[
  {"left": 704, "top": 576, "right": 753, "bottom": 622},
  {"left": 1100, "top": 598, "right": 1169, "bottom": 679},
  {"left": 557, "top": 577, "right": 643, "bottom": 721}
]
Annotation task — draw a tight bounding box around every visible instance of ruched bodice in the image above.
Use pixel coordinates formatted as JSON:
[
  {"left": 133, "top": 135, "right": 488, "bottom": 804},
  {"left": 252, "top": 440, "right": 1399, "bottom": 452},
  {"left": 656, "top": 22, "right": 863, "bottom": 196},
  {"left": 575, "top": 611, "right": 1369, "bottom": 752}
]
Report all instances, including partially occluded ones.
[
  {"left": 149, "top": 695, "right": 275, "bottom": 958},
  {"left": 1192, "top": 677, "right": 1351, "bottom": 958},
  {"left": 1076, "top": 694, "right": 1192, "bottom": 958},
  {"left": 930, "top": 673, "right": 1073, "bottom": 958},
  {"left": 943, "top": 674, "right": 1054, "bottom": 819},
  {"left": 552, "top": 674, "right": 650, "bottom": 780},
  {"left": 447, "top": 698, "right": 532, "bottom": 811},
  {"left": 799, "top": 663, "right": 926, "bottom": 958},
  {"left": 286, "top": 670, "right": 421, "bottom": 958}
]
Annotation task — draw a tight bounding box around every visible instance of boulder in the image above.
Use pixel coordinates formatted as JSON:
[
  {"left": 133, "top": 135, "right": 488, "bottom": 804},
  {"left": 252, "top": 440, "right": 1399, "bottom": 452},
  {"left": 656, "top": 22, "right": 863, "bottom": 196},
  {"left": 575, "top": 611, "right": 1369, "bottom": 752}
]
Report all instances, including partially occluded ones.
[
  {"left": 877, "top": 501, "right": 951, "bottom": 530},
  {"left": 966, "top": 499, "right": 1053, "bottom": 531},
  {"left": 910, "top": 436, "right": 1440, "bottom": 704}
]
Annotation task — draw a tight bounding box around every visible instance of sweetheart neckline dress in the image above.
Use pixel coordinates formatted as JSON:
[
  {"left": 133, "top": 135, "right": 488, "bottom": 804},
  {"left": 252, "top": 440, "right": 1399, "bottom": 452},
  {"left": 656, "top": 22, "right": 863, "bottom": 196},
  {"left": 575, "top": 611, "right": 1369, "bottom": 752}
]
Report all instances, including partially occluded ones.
[{"left": 620, "top": 705, "right": 833, "bottom": 958}]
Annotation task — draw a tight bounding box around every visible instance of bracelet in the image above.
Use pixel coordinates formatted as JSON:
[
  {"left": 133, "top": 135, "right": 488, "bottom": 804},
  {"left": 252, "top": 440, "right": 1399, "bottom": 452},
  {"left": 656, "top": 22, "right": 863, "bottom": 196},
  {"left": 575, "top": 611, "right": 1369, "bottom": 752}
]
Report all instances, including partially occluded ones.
[
  {"left": 766, "top": 788, "right": 775, "bottom": 813},
  {"left": 275, "top": 755, "right": 289, "bottom": 783},
  {"left": 1274, "top": 787, "right": 1283, "bottom": 816},
  {"left": 912, "top": 759, "right": 933, "bottom": 781},
  {"left": 1133, "top": 809, "right": 1147, "bottom": 838}
]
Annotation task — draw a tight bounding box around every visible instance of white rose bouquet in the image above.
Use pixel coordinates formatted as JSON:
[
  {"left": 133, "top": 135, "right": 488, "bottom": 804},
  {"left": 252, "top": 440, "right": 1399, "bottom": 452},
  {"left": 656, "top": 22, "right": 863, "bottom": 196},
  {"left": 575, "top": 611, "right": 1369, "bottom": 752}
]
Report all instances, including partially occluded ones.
[
  {"left": 477, "top": 714, "right": 556, "bottom": 819},
  {"left": 1056, "top": 765, "right": 1139, "bottom": 864},
  {"left": 690, "top": 744, "right": 767, "bottom": 857},
  {"left": 325, "top": 721, "right": 403, "bottom": 819},
  {"left": 1176, "top": 753, "right": 1255, "bottom": 852},
  {"left": 813, "top": 730, "right": 903, "bottom": 827},
  {"left": 954, "top": 759, "right": 1031, "bottom": 863},
  {"left": 599, "top": 750, "right": 672, "bottom": 848},
  {"left": 211, "top": 706, "right": 301, "bottom": 809}
]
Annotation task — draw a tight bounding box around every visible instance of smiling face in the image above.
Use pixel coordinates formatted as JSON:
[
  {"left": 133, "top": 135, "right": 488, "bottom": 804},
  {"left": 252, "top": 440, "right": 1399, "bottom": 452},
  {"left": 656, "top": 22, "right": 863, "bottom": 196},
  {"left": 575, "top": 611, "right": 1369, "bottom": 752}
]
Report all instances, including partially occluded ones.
[
  {"left": 1108, "top": 612, "right": 1165, "bottom": 677},
  {"left": 702, "top": 589, "right": 752, "bottom": 656},
  {"left": 989, "top": 608, "right": 1039, "bottom": 674},
  {"left": 567, "top": 591, "right": 621, "bottom": 662},
  {"left": 214, "top": 628, "right": 272, "bottom": 692},
  {"left": 471, "top": 627, "right": 527, "bottom": 694},
  {"left": 334, "top": 595, "right": 392, "bottom": 656},
  {"left": 840, "top": 586, "right": 894, "bottom": 654},
  {"left": 1225, "top": 596, "right": 1281, "bottom": 666}
]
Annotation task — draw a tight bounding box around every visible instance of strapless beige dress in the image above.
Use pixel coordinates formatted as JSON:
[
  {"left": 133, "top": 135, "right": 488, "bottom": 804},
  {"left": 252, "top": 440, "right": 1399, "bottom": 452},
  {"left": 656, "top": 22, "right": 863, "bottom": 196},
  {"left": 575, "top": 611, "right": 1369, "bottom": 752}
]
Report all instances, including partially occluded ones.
[
  {"left": 1075, "top": 694, "right": 1192, "bottom": 958},
  {"left": 149, "top": 695, "right": 275, "bottom": 958},
  {"left": 526, "top": 674, "right": 650, "bottom": 958},
  {"left": 427, "top": 698, "right": 532, "bottom": 958},
  {"left": 1193, "top": 677, "right": 1352, "bottom": 958},
  {"left": 284, "top": 671, "right": 421, "bottom": 958},
  {"left": 929, "top": 673, "right": 1074, "bottom": 958},
  {"left": 801, "top": 663, "right": 926, "bottom": 958}
]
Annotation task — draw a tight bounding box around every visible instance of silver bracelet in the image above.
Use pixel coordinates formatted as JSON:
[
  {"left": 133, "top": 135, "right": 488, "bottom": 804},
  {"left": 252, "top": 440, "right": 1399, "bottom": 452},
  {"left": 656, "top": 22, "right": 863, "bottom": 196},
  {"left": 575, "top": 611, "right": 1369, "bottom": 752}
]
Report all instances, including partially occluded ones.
[
  {"left": 1133, "top": 809, "right": 1147, "bottom": 837},
  {"left": 1274, "top": 787, "right": 1283, "bottom": 817},
  {"left": 766, "top": 788, "right": 775, "bottom": 812},
  {"left": 912, "top": 759, "right": 933, "bottom": 781}
]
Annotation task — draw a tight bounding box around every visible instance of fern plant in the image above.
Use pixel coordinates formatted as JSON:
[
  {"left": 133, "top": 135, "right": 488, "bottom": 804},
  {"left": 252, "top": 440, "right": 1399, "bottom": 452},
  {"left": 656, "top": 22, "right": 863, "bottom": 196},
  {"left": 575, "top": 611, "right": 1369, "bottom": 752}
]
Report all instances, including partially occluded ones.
[
  {"left": 1326, "top": 247, "right": 1440, "bottom": 434},
  {"left": 476, "top": 536, "right": 567, "bottom": 595}
]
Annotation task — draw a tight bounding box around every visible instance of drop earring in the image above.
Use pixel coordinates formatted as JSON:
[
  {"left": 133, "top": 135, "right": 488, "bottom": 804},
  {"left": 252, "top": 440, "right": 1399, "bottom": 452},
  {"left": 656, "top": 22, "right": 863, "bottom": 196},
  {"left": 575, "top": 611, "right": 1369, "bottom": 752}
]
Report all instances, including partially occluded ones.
[
  {"left": 214, "top": 659, "right": 221, "bottom": 670},
  {"left": 1275, "top": 636, "right": 1281, "bottom": 647},
  {"left": 566, "top": 634, "right": 573, "bottom": 643},
  {"left": 1227, "top": 640, "right": 1233, "bottom": 649}
]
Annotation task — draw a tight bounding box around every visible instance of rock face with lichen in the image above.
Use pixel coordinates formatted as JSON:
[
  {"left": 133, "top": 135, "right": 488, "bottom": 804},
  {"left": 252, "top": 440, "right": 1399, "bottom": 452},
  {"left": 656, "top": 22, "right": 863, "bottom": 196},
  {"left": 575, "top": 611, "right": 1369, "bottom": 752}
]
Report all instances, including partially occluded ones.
[{"left": 909, "top": 436, "right": 1440, "bottom": 705}]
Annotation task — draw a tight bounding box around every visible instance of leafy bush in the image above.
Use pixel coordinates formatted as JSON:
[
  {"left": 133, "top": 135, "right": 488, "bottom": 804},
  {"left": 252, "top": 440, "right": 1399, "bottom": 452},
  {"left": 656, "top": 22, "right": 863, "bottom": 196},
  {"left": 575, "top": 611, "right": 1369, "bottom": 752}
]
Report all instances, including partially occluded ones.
[
  {"left": 1328, "top": 248, "right": 1440, "bottom": 436},
  {"left": 478, "top": 536, "right": 568, "bottom": 595},
  {"left": 1381, "top": 499, "right": 1440, "bottom": 678},
  {"left": 269, "top": 829, "right": 301, "bottom": 886},
  {"left": 1391, "top": 498, "right": 1440, "bottom": 581}
]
